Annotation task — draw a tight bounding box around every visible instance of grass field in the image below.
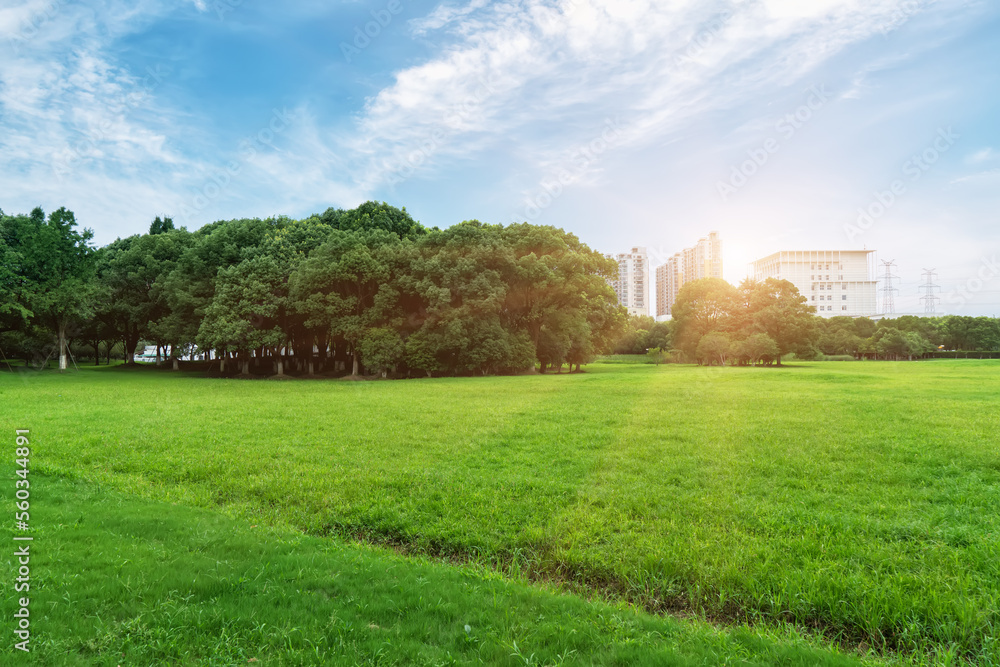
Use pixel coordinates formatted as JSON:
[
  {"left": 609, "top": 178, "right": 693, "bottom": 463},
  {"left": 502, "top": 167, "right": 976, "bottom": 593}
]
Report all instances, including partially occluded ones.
[{"left": 2, "top": 360, "right": 998, "bottom": 665}]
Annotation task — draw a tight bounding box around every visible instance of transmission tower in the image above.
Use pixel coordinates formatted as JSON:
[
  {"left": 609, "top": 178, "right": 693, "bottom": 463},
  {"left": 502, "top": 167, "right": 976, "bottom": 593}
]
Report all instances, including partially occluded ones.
[
  {"left": 880, "top": 260, "right": 899, "bottom": 315},
  {"left": 919, "top": 268, "right": 940, "bottom": 314}
]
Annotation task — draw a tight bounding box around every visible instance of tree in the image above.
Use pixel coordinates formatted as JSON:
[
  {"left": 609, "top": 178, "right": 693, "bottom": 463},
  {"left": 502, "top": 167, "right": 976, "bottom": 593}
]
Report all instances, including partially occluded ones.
[
  {"left": 742, "top": 278, "right": 817, "bottom": 366},
  {"left": 645, "top": 346, "right": 668, "bottom": 365},
  {"left": 316, "top": 201, "right": 427, "bottom": 239},
  {"left": 735, "top": 333, "right": 779, "bottom": 366},
  {"left": 290, "top": 229, "right": 400, "bottom": 376},
  {"left": 672, "top": 278, "right": 740, "bottom": 360},
  {"left": 0, "top": 216, "right": 32, "bottom": 336},
  {"left": 95, "top": 227, "right": 193, "bottom": 365},
  {"left": 157, "top": 217, "right": 281, "bottom": 367},
  {"left": 359, "top": 327, "right": 404, "bottom": 378},
  {"left": 198, "top": 255, "right": 289, "bottom": 374},
  {"left": 148, "top": 216, "right": 176, "bottom": 235},
  {"left": 6, "top": 207, "right": 97, "bottom": 371},
  {"left": 696, "top": 332, "right": 731, "bottom": 366}
]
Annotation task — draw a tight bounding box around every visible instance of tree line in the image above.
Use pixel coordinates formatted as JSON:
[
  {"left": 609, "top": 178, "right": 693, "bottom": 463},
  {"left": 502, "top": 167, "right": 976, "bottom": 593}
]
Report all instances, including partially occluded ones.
[
  {"left": 614, "top": 277, "right": 1000, "bottom": 365},
  {"left": 0, "top": 202, "right": 626, "bottom": 377}
]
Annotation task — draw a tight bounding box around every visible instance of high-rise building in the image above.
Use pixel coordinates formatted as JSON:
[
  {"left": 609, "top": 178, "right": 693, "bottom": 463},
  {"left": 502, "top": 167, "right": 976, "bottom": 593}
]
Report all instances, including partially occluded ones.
[
  {"left": 749, "top": 250, "right": 878, "bottom": 317},
  {"left": 654, "top": 232, "right": 723, "bottom": 317},
  {"left": 655, "top": 252, "right": 682, "bottom": 318},
  {"left": 608, "top": 247, "right": 650, "bottom": 316}
]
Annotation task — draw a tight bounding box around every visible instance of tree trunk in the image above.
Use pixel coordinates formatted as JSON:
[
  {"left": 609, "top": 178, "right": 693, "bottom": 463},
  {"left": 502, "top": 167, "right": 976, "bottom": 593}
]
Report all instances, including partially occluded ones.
[
  {"left": 58, "top": 323, "right": 68, "bottom": 372},
  {"left": 172, "top": 357, "right": 179, "bottom": 371},
  {"left": 352, "top": 351, "right": 359, "bottom": 377},
  {"left": 276, "top": 355, "right": 284, "bottom": 376},
  {"left": 308, "top": 360, "right": 314, "bottom": 376}
]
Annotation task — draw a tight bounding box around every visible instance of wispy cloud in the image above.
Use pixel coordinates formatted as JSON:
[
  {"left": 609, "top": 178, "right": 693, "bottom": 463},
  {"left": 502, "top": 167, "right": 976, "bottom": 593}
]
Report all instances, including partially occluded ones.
[
  {"left": 0, "top": 0, "right": 977, "bottom": 243},
  {"left": 966, "top": 147, "right": 994, "bottom": 164},
  {"left": 320, "top": 0, "right": 946, "bottom": 198}
]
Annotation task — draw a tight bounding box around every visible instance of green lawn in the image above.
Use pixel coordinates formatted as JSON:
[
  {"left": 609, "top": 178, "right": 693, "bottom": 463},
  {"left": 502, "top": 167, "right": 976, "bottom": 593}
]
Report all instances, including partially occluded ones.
[
  {"left": 2, "top": 360, "right": 998, "bottom": 664},
  {"left": 0, "top": 474, "right": 863, "bottom": 665}
]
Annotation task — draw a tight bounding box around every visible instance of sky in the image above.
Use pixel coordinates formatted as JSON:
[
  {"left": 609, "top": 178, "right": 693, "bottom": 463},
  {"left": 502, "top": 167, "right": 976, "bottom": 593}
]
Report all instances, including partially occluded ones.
[{"left": 2, "top": 0, "right": 999, "bottom": 315}]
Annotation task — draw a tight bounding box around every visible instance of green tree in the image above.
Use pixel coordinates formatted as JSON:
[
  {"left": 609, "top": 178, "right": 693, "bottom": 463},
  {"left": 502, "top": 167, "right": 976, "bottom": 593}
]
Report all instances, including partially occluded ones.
[
  {"left": 359, "top": 327, "right": 404, "bottom": 378},
  {"left": 742, "top": 278, "right": 817, "bottom": 366},
  {"left": 0, "top": 214, "right": 32, "bottom": 335},
  {"left": 148, "top": 216, "right": 176, "bottom": 235},
  {"left": 316, "top": 201, "right": 426, "bottom": 239},
  {"left": 696, "top": 332, "right": 731, "bottom": 366},
  {"left": 672, "top": 278, "right": 739, "bottom": 360},
  {"left": 95, "top": 227, "right": 193, "bottom": 365},
  {"left": 6, "top": 207, "right": 97, "bottom": 371},
  {"left": 735, "top": 332, "right": 780, "bottom": 366},
  {"left": 290, "top": 229, "right": 400, "bottom": 376}
]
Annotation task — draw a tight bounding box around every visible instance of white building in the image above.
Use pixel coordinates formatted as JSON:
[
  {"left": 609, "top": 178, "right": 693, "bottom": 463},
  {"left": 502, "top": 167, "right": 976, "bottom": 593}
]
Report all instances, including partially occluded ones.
[
  {"left": 749, "top": 250, "right": 878, "bottom": 317},
  {"left": 608, "top": 247, "right": 650, "bottom": 316}
]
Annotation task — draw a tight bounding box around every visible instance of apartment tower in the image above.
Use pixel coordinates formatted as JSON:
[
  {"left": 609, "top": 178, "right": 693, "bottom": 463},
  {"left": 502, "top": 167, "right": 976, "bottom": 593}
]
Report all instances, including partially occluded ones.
[
  {"left": 654, "top": 231, "right": 723, "bottom": 317},
  {"left": 608, "top": 247, "right": 651, "bottom": 316}
]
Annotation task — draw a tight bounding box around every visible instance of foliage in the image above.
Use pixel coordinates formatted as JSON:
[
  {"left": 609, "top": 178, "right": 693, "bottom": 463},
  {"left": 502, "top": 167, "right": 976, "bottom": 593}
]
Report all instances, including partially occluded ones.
[
  {"left": 695, "top": 331, "right": 731, "bottom": 366},
  {"left": 0, "top": 207, "right": 97, "bottom": 370}
]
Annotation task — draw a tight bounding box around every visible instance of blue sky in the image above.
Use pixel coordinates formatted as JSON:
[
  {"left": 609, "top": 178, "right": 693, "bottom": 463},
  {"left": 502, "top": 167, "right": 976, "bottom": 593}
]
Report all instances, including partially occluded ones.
[{"left": 2, "top": 0, "right": 999, "bottom": 314}]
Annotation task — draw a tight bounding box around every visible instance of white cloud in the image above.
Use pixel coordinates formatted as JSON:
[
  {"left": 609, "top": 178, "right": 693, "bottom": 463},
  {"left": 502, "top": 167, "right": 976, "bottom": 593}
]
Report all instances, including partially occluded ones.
[
  {"left": 326, "top": 0, "right": 946, "bottom": 201},
  {"left": 966, "top": 147, "right": 994, "bottom": 164},
  {"left": 0, "top": 0, "right": 975, "bottom": 243}
]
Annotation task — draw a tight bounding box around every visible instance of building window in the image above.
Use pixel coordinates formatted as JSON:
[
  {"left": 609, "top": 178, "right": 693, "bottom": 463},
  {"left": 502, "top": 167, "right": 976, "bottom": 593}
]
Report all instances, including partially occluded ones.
[
  {"left": 842, "top": 306, "right": 847, "bottom": 311},
  {"left": 842, "top": 295, "right": 847, "bottom": 300},
  {"left": 843, "top": 284, "right": 847, "bottom": 290}
]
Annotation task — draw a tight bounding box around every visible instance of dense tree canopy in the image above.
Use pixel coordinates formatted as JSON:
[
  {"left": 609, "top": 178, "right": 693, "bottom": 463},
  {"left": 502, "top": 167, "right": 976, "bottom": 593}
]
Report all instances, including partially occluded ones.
[
  {"left": 0, "top": 202, "right": 625, "bottom": 376},
  {"left": 671, "top": 277, "right": 817, "bottom": 365},
  {"left": 1, "top": 207, "right": 97, "bottom": 369}
]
